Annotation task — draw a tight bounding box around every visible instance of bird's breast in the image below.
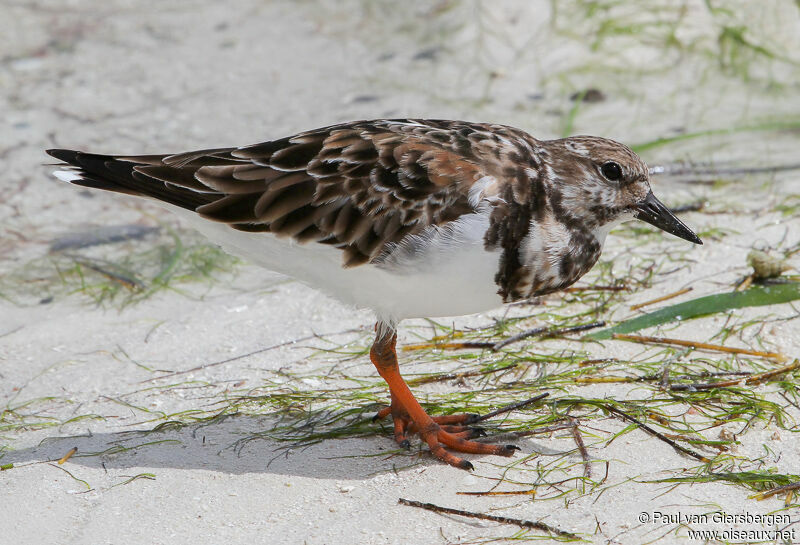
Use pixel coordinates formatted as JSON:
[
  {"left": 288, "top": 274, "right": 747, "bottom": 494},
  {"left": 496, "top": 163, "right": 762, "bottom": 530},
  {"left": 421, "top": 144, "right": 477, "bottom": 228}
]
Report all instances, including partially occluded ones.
[{"left": 500, "top": 217, "right": 602, "bottom": 302}]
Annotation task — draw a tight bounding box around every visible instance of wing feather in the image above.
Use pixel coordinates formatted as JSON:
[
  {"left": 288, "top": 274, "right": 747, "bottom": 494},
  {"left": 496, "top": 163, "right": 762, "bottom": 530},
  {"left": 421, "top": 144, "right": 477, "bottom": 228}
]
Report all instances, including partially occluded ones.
[{"left": 47, "top": 119, "right": 539, "bottom": 267}]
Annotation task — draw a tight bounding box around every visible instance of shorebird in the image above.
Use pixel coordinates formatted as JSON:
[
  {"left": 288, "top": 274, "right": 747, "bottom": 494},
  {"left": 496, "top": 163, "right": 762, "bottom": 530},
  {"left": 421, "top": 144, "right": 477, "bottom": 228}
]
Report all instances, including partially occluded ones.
[{"left": 47, "top": 119, "right": 701, "bottom": 469}]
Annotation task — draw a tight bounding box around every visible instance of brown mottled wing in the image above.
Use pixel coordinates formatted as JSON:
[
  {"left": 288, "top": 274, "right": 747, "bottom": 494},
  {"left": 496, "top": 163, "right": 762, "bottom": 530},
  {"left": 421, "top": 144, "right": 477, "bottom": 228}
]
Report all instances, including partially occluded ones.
[{"left": 48, "top": 119, "right": 536, "bottom": 267}]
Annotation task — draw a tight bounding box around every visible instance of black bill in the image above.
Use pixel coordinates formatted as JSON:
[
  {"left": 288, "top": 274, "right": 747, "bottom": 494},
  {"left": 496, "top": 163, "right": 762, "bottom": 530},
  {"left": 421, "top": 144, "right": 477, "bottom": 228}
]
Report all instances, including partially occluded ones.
[{"left": 635, "top": 191, "right": 703, "bottom": 245}]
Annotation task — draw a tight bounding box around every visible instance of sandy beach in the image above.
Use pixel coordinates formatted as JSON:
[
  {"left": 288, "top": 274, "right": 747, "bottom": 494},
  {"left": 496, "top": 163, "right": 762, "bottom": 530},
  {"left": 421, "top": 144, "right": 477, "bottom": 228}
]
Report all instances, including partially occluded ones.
[{"left": 2, "top": 2, "right": 800, "bottom": 543}]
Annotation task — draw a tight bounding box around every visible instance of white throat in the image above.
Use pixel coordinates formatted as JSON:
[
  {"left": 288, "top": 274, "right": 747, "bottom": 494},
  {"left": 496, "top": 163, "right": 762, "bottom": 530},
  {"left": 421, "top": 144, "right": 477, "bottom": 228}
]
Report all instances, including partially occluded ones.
[{"left": 592, "top": 211, "right": 635, "bottom": 246}]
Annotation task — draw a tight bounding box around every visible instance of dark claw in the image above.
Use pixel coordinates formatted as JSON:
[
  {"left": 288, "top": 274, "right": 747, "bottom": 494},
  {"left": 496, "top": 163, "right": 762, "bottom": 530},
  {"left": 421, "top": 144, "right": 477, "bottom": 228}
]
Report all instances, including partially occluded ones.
[
  {"left": 460, "top": 460, "right": 474, "bottom": 471},
  {"left": 463, "top": 413, "right": 480, "bottom": 425},
  {"left": 399, "top": 439, "right": 411, "bottom": 449},
  {"left": 505, "top": 444, "right": 521, "bottom": 452},
  {"left": 469, "top": 427, "right": 487, "bottom": 438},
  {"left": 371, "top": 413, "right": 381, "bottom": 423}
]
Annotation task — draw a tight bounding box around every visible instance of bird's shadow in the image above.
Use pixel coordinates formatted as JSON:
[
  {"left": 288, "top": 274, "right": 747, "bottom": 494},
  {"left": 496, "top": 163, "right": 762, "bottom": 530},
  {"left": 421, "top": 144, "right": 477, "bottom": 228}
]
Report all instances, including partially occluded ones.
[
  {"left": 2, "top": 413, "right": 454, "bottom": 479},
  {"left": 3, "top": 412, "right": 552, "bottom": 479}
]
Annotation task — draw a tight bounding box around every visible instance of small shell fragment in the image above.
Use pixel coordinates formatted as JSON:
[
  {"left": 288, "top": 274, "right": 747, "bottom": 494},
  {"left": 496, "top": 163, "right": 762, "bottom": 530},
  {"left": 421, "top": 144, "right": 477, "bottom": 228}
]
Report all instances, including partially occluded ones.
[{"left": 747, "top": 250, "right": 791, "bottom": 280}]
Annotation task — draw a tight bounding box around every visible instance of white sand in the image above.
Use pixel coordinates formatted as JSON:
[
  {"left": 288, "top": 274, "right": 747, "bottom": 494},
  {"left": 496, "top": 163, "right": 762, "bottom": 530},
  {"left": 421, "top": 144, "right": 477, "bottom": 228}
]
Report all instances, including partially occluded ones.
[{"left": 2, "top": 2, "right": 799, "bottom": 544}]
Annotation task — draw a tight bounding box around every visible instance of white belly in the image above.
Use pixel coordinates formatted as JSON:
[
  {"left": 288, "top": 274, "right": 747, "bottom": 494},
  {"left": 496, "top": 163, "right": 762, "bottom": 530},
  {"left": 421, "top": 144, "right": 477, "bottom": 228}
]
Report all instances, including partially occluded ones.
[{"left": 174, "top": 209, "right": 504, "bottom": 324}]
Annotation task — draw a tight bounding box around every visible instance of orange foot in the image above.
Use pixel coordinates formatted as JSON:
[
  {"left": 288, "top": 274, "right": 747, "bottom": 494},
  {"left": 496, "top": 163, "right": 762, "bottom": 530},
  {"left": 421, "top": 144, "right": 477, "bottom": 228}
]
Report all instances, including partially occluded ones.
[
  {"left": 373, "top": 400, "right": 518, "bottom": 470},
  {"left": 369, "top": 330, "right": 519, "bottom": 470}
]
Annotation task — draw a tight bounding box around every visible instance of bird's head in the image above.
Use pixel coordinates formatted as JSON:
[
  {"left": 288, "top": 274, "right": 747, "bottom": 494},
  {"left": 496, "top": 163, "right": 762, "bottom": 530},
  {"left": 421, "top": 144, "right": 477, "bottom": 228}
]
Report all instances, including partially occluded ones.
[{"left": 542, "top": 136, "right": 702, "bottom": 245}]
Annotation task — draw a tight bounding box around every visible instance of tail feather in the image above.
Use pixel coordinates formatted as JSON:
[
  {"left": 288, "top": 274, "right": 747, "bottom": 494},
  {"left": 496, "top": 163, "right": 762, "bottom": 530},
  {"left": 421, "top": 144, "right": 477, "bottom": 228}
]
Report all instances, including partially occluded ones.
[{"left": 46, "top": 149, "right": 215, "bottom": 211}]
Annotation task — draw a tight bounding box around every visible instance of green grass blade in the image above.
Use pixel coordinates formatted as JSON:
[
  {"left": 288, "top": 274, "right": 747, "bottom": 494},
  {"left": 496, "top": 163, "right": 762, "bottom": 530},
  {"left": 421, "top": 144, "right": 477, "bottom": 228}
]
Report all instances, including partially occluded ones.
[
  {"left": 647, "top": 471, "right": 799, "bottom": 492},
  {"left": 586, "top": 283, "right": 800, "bottom": 340}
]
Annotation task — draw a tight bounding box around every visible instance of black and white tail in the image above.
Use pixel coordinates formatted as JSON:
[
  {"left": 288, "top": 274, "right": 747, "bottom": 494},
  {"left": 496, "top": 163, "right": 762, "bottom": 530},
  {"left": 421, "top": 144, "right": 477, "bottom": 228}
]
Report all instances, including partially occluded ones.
[{"left": 47, "top": 149, "right": 220, "bottom": 211}]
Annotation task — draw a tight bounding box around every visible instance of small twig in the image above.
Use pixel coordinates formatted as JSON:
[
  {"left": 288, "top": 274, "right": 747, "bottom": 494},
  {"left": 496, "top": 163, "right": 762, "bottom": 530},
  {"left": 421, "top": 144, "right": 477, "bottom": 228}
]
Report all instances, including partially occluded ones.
[
  {"left": 457, "top": 489, "right": 536, "bottom": 497},
  {"left": 660, "top": 434, "right": 730, "bottom": 452},
  {"left": 645, "top": 411, "right": 670, "bottom": 426},
  {"left": 750, "top": 482, "right": 800, "bottom": 501},
  {"left": 402, "top": 341, "right": 496, "bottom": 351},
  {"left": 649, "top": 162, "right": 800, "bottom": 177},
  {"left": 630, "top": 287, "right": 693, "bottom": 311},
  {"left": 570, "top": 419, "right": 591, "bottom": 479},
  {"left": 574, "top": 376, "right": 641, "bottom": 384},
  {"left": 70, "top": 257, "right": 143, "bottom": 290},
  {"left": 736, "top": 275, "right": 754, "bottom": 291},
  {"left": 402, "top": 321, "right": 605, "bottom": 352},
  {"left": 58, "top": 447, "right": 78, "bottom": 465},
  {"left": 659, "top": 364, "right": 671, "bottom": 390},
  {"left": 690, "top": 370, "right": 752, "bottom": 378},
  {"left": 600, "top": 462, "right": 610, "bottom": 486},
  {"left": 612, "top": 334, "right": 788, "bottom": 362},
  {"left": 492, "top": 321, "right": 605, "bottom": 351},
  {"left": 602, "top": 404, "right": 710, "bottom": 463},
  {"left": 578, "top": 358, "right": 618, "bottom": 367},
  {"left": 670, "top": 359, "right": 800, "bottom": 391},
  {"left": 487, "top": 421, "right": 574, "bottom": 443},
  {"left": 574, "top": 368, "right": 755, "bottom": 385},
  {"left": 407, "top": 363, "right": 517, "bottom": 386},
  {"left": 487, "top": 327, "right": 547, "bottom": 350},
  {"left": 471, "top": 393, "right": 549, "bottom": 423},
  {"left": 398, "top": 498, "right": 579, "bottom": 540},
  {"left": 563, "top": 285, "right": 628, "bottom": 292}
]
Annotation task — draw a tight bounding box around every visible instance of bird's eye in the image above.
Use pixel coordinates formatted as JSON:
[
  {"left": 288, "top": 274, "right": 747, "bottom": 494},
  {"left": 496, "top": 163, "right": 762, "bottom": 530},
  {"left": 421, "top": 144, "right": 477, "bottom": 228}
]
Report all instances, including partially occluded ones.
[{"left": 600, "top": 161, "right": 623, "bottom": 181}]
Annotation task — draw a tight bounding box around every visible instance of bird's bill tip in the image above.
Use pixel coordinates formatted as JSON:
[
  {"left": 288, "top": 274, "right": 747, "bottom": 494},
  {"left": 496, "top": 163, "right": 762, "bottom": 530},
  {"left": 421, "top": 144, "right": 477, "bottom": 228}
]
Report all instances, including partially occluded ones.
[{"left": 635, "top": 191, "right": 703, "bottom": 245}]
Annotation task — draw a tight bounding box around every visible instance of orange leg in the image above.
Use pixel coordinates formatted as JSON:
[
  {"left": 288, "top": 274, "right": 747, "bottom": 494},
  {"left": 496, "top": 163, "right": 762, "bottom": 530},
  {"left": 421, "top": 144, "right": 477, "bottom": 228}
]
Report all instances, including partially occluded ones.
[{"left": 370, "top": 327, "right": 518, "bottom": 470}]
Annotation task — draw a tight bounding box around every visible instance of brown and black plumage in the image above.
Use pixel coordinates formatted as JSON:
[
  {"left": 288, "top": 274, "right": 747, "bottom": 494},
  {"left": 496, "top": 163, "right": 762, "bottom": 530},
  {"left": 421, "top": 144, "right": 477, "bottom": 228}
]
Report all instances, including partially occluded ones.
[{"left": 48, "top": 119, "right": 701, "bottom": 469}]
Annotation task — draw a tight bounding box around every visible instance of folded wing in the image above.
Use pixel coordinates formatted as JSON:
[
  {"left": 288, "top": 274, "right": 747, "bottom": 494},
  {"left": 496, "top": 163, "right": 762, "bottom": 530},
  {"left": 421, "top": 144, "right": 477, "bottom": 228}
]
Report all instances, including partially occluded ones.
[{"left": 48, "top": 119, "right": 531, "bottom": 267}]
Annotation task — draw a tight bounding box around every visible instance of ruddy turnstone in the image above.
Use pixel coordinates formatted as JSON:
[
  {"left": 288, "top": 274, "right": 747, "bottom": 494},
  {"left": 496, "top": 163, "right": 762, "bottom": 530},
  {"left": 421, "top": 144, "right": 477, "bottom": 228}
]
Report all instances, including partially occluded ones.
[{"left": 47, "top": 119, "right": 701, "bottom": 469}]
